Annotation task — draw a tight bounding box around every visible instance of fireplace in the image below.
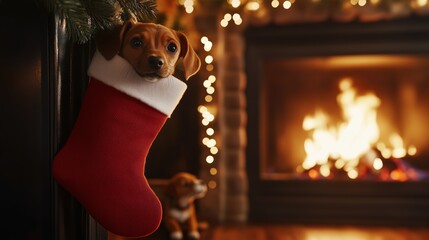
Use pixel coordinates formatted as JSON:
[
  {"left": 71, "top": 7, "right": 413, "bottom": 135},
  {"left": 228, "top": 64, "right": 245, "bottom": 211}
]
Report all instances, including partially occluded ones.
[{"left": 245, "top": 17, "right": 429, "bottom": 225}]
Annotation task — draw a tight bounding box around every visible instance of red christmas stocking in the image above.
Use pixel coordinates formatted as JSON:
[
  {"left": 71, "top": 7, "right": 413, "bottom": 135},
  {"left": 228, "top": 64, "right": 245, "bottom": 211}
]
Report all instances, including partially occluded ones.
[{"left": 52, "top": 52, "right": 187, "bottom": 238}]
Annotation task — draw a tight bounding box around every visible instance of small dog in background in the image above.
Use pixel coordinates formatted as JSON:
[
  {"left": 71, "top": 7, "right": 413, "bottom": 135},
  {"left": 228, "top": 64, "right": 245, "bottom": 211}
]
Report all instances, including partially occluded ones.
[
  {"left": 96, "top": 21, "right": 201, "bottom": 82},
  {"left": 164, "top": 172, "right": 208, "bottom": 240}
]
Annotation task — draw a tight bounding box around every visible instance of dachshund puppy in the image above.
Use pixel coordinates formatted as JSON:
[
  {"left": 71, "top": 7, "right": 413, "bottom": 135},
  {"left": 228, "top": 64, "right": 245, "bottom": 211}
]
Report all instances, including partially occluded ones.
[
  {"left": 96, "top": 21, "right": 201, "bottom": 82},
  {"left": 164, "top": 172, "right": 207, "bottom": 240}
]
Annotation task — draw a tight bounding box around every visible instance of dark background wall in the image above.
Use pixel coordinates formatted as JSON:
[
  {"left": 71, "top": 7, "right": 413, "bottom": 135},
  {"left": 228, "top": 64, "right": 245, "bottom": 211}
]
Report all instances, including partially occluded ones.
[{"left": 0, "top": 1, "right": 51, "bottom": 239}]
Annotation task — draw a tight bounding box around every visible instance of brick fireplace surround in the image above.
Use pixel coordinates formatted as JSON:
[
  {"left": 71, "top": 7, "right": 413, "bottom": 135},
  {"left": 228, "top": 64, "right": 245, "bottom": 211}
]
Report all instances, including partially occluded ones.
[{"left": 207, "top": 8, "right": 429, "bottom": 225}]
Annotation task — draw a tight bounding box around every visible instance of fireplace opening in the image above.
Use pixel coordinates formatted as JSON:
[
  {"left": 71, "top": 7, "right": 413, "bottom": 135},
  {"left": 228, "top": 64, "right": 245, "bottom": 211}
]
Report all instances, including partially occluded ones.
[
  {"left": 261, "top": 54, "right": 429, "bottom": 181},
  {"left": 245, "top": 17, "right": 429, "bottom": 225}
]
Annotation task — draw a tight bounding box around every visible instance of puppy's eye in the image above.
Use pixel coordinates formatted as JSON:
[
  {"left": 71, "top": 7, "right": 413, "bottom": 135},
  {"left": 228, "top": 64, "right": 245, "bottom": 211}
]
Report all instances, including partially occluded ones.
[
  {"left": 131, "top": 37, "right": 143, "bottom": 48},
  {"left": 167, "top": 42, "right": 177, "bottom": 53}
]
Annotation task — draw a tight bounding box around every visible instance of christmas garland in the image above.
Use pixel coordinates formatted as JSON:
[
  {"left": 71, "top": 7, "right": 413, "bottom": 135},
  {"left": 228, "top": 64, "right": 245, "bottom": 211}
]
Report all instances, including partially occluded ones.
[{"left": 40, "top": 0, "right": 157, "bottom": 43}]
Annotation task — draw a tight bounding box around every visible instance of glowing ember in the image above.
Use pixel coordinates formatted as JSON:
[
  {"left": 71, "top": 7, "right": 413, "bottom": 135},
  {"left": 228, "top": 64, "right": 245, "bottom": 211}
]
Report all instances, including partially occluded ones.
[{"left": 301, "top": 78, "right": 421, "bottom": 181}]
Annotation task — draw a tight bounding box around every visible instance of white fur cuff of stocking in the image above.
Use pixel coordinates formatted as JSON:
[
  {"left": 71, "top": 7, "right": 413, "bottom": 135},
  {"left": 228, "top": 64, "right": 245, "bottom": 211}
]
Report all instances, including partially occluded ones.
[{"left": 87, "top": 51, "right": 187, "bottom": 117}]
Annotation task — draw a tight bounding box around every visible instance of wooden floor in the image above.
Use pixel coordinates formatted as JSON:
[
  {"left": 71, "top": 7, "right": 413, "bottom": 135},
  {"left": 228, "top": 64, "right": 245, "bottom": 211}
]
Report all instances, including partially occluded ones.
[{"left": 109, "top": 224, "right": 429, "bottom": 240}]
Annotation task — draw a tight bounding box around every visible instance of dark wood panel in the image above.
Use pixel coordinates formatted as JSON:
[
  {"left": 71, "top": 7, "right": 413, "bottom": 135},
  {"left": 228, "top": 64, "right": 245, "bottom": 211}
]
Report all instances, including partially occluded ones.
[{"left": 0, "top": 1, "right": 51, "bottom": 239}]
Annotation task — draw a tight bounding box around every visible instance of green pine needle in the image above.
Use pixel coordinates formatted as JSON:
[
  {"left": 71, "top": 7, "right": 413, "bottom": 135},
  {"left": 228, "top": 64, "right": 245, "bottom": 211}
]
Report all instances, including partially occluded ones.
[
  {"left": 82, "top": 0, "right": 118, "bottom": 31},
  {"left": 57, "top": 0, "right": 93, "bottom": 43},
  {"left": 118, "top": 0, "right": 157, "bottom": 22},
  {"left": 38, "top": 0, "right": 158, "bottom": 43}
]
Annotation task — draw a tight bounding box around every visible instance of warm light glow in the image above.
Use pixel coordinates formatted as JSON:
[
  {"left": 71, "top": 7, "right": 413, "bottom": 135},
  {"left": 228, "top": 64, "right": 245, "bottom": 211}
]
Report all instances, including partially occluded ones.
[
  {"left": 183, "top": 0, "right": 194, "bottom": 14},
  {"left": 205, "top": 95, "right": 213, "bottom": 102},
  {"left": 206, "top": 128, "right": 215, "bottom": 136},
  {"left": 390, "top": 170, "right": 407, "bottom": 181},
  {"left": 271, "top": 0, "right": 280, "bottom": 8},
  {"left": 408, "top": 145, "right": 417, "bottom": 156},
  {"left": 358, "top": 0, "right": 367, "bottom": 6},
  {"left": 230, "top": 0, "right": 241, "bottom": 8},
  {"left": 205, "top": 55, "right": 214, "bottom": 64},
  {"left": 183, "top": 0, "right": 193, "bottom": 7},
  {"left": 202, "top": 111, "right": 214, "bottom": 121},
  {"left": 373, "top": 158, "right": 383, "bottom": 170},
  {"left": 206, "top": 155, "right": 214, "bottom": 164},
  {"left": 199, "top": 36, "right": 218, "bottom": 189},
  {"left": 389, "top": 133, "right": 406, "bottom": 158},
  {"left": 203, "top": 80, "right": 211, "bottom": 88},
  {"left": 417, "top": 0, "right": 428, "bottom": 7},
  {"left": 210, "top": 147, "right": 219, "bottom": 155},
  {"left": 233, "top": 13, "right": 241, "bottom": 21},
  {"left": 208, "top": 75, "right": 216, "bottom": 83},
  {"left": 377, "top": 142, "right": 392, "bottom": 159},
  {"left": 208, "top": 180, "right": 217, "bottom": 189},
  {"left": 185, "top": 6, "right": 194, "bottom": 13},
  {"left": 234, "top": 17, "right": 243, "bottom": 25},
  {"left": 206, "top": 86, "right": 215, "bottom": 94},
  {"left": 200, "top": 36, "right": 208, "bottom": 44},
  {"left": 220, "top": 19, "right": 229, "bottom": 27},
  {"left": 370, "top": 0, "right": 380, "bottom": 4},
  {"left": 309, "top": 169, "right": 319, "bottom": 179},
  {"left": 206, "top": 64, "right": 214, "bottom": 71},
  {"left": 350, "top": 0, "right": 358, "bottom": 5},
  {"left": 283, "top": 0, "right": 292, "bottom": 9},
  {"left": 198, "top": 105, "right": 207, "bottom": 113},
  {"left": 246, "top": 0, "right": 260, "bottom": 11},
  {"left": 347, "top": 169, "right": 359, "bottom": 179},
  {"left": 207, "top": 139, "right": 217, "bottom": 148},
  {"left": 320, "top": 164, "right": 331, "bottom": 177},
  {"left": 302, "top": 78, "right": 417, "bottom": 178},
  {"left": 335, "top": 159, "right": 345, "bottom": 169},
  {"left": 204, "top": 42, "right": 213, "bottom": 52},
  {"left": 303, "top": 78, "right": 380, "bottom": 164},
  {"left": 224, "top": 13, "right": 232, "bottom": 21}
]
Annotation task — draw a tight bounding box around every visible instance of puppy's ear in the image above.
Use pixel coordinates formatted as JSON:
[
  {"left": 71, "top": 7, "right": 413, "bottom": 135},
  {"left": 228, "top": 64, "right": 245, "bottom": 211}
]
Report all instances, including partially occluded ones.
[
  {"left": 177, "top": 32, "right": 201, "bottom": 80},
  {"left": 95, "top": 21, "right": 134, "bottom": 60}
]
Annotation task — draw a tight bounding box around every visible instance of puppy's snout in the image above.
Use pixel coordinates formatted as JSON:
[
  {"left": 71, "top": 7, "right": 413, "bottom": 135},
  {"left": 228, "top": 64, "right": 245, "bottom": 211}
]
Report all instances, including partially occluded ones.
[{"left": 148, "top": 56, "right": 164, "bottom": 70}]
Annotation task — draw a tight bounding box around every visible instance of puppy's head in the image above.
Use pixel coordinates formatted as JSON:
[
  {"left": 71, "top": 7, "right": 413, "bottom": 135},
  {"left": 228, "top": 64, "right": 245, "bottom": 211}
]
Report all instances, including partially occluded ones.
[
  {"left": 96, "top": 21, "right": 201, "bottom": 81},
  {"left": 166, "top": 172, "right": 207, "bottom": 200}
]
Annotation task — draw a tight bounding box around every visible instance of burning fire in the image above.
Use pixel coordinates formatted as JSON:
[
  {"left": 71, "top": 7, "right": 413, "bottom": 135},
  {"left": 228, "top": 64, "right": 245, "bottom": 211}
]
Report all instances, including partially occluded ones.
[{"left": 301, "top": 78, "right": 421, "bottom": 181}]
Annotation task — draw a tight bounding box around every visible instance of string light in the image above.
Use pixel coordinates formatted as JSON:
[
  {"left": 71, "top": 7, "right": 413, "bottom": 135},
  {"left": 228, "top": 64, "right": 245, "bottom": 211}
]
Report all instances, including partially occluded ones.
[
  {"left": 220, "top": 12, "right": 242, "bottom": 27},
  {"left": 199, "top": 36, "right": 218, "bottom": 189},
  {"left": 206, "top": 155, "right": 214, "bottom": 164},
  {"left": 207, "top": 0, "right": 429, "bottom": 28},
  {"left": 208, "top": 180, "right": 217, "bottom": 189},
  {"left": 182, "top": 0, "right": 195, "bottom": 13},
  {"left": 271, "top": 0, "right": 280, "bottom": 8},
  {"left": 283, "top": 0, "right": 292, "bottom": 9},
  {"left": 246, "top": 0, "right": 261, "bottom": 11},
  {"left": 229, "top": 0, "right": 241, "bottom": 8},
  {"left": 205, "top": 55, "right": 214, "bottom": 64},
  {"left": 358, "top": 0, "right": 367, "bottom": 6}
]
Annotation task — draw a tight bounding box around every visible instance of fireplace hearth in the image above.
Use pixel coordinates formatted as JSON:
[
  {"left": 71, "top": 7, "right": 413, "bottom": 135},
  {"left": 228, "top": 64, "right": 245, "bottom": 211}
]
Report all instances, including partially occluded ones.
[{"left": 245, "top": 17, "right": 429, "bottom": 226}]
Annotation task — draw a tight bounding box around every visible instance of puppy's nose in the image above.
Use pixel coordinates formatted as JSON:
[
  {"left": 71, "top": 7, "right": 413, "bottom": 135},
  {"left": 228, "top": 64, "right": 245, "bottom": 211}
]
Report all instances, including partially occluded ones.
[{"left": 148, "top": 56, "right": 164, "bottom": 70}]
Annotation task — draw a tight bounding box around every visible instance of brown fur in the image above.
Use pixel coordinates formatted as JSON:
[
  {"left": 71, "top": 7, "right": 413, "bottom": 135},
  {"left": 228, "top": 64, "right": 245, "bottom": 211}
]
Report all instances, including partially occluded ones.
[
  {"left": 163, "top": 172, "right": 207, "bottom": 240},
  {"left": 95, "top": 21, "right": 200, "bottom": 81}
]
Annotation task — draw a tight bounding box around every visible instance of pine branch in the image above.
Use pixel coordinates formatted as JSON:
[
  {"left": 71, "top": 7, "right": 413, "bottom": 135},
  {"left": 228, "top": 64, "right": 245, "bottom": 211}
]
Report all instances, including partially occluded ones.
[
  {"left": 38, "top": 0, "right": 158, "bottom": 43},
  {"left": 117, "top": 0, "right": 157, "bottom": 22},
  {"left": 56, "top": 0, "right": 93, "bottom": 43}
]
